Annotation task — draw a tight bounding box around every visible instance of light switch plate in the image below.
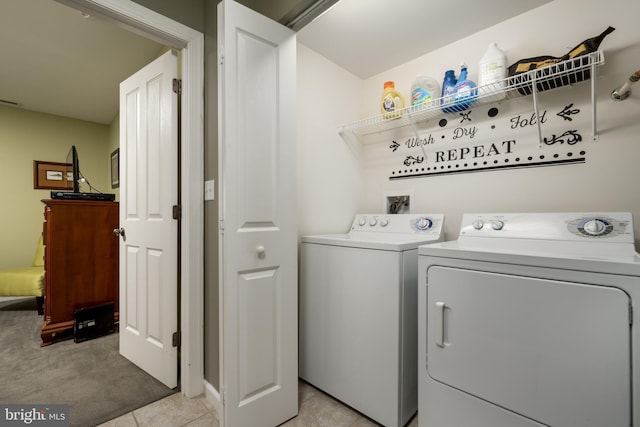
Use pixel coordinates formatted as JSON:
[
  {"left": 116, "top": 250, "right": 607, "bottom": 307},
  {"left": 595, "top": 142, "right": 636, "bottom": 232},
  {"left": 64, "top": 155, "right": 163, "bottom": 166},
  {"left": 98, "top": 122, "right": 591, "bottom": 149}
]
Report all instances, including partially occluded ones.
[{"left": 204, "top": 180, "right": 215, "bottom": 201}]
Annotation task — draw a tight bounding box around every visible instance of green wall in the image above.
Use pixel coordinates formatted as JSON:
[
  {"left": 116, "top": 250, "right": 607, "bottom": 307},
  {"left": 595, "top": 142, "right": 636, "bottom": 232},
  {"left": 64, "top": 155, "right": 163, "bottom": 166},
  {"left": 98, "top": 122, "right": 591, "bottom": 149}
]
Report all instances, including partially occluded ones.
[
  {"left": 204, "top": 0, "right": 220, "bottom": 392},
  {"left": 235, "top": 0, "right": 318, "bottom": 24},
  {"left": 108, "top": 114, "right": 120, "bottom": 201},
  {"left": 0, "top": 105, "right": 111, "bottom": 270},
  {"left": 131, "top": 0, "right": 205, "bottom": 32}
]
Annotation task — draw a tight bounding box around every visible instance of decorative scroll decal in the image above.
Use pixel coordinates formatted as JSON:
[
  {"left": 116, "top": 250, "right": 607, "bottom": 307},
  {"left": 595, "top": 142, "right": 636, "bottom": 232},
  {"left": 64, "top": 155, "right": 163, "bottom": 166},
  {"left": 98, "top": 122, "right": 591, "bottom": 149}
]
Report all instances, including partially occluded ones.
[
  {"left": 385, "top": 98, "right": 589, "bottom": 180},
  {"left": 459, "top": 111, "right": 472, "bottom": 123},
  {"left": 404, "top": 156, "right": 424, "bottom": 166},
  {"left": 557, "top": 104, "right": 580, "bottom": 121},
  {"left": 543, "top": 130, "right": 582, "bottom": 145}
]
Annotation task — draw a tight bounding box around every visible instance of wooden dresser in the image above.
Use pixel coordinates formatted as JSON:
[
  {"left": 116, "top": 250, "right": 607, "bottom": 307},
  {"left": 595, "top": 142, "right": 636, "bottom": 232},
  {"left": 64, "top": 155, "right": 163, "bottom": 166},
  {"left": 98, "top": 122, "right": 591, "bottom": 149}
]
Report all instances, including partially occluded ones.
[{"left": 40, "top": 199, "right": 119, "bottom": 346}]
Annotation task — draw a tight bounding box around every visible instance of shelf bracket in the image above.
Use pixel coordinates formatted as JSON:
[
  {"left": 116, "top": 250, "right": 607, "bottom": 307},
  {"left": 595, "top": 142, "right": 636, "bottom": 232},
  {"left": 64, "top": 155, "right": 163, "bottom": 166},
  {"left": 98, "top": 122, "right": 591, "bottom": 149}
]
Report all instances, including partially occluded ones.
[
  {"left": 591, "top": 60, "right": 599, "bottom": 141},
  {"left": 338, "top": 126, "right": 364, "bottom": 163},
  {"left": 531, "top": 73, "right": 544, "bottom": 149}
]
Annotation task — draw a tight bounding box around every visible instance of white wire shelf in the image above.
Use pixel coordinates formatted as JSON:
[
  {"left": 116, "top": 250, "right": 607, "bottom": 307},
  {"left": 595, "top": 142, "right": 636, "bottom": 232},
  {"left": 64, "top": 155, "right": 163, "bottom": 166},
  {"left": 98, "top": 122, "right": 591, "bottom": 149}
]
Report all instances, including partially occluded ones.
[{"left": 338, "top": 51, "right": 604, "bottom": 141}]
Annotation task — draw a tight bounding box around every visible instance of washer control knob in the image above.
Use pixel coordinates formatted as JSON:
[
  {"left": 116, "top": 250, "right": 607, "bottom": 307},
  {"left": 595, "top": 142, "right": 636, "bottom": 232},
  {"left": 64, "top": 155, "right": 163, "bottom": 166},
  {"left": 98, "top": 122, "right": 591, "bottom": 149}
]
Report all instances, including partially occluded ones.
[
  {"left": 380, "top": 218, "right": 389, "bottom": 227},
  {"left": 358, "top": 217, "right": 367, "bottom": 227},
  {"left": 491, "top": 220, "right": 504, "bottom": 230},
  {"left": 583, "top": 219, "right": 607, "bottom": 235},
  {"left": 472, "top": 219, "right": 484, "bottom": 230},
  {"left": 369, "top": 218, "right": 378, "bottom": 226},
  {"left": 416, "top": 217, "right": 433, "bottom": 230}
]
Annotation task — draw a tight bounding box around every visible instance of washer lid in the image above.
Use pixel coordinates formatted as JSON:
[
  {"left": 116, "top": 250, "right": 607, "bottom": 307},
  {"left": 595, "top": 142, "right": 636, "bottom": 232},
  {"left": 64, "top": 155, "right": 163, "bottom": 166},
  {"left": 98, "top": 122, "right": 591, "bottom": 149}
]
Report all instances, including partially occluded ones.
[{"left": 303, "top": 232, "right": 443, "bottom": 251}]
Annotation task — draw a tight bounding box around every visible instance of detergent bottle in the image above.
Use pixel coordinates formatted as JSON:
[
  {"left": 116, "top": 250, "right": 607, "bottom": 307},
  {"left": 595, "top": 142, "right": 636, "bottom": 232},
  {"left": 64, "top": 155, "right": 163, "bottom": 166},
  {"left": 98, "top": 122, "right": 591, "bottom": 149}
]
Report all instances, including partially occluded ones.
[
  {"left": 380, "top": 81, "right": 405, "bottom": 118},
  {"left": 478, "top": 42, "right": 507, "bottom": 101},
  {"left": 441, "top": 70, "right": 457, "bottom": 113},
  {"left": 410, "top": 75, "right": 441, "bottom": 110}
]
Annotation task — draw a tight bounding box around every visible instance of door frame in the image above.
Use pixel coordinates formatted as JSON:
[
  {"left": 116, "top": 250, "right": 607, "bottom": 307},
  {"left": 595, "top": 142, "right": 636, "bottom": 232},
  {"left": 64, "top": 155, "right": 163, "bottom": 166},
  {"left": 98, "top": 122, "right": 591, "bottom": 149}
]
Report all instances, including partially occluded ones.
[{"left": 55, "top": 0, "right": 205, "bottom": 398}]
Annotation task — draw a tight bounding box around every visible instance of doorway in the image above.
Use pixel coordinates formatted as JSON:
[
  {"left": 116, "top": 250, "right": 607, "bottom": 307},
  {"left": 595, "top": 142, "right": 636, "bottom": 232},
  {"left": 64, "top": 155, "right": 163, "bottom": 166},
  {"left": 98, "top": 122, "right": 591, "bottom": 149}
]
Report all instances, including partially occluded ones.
[{"left": 54, "top": 0, "right": 205, "bottom": 398}]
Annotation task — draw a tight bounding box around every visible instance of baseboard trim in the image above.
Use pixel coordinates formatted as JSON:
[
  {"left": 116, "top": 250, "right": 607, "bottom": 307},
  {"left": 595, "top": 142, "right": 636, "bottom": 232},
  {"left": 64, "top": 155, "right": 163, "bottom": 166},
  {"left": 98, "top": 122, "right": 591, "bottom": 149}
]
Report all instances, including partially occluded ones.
[{"left": 204, "top": 380, "right": 222, "bottom": 417}]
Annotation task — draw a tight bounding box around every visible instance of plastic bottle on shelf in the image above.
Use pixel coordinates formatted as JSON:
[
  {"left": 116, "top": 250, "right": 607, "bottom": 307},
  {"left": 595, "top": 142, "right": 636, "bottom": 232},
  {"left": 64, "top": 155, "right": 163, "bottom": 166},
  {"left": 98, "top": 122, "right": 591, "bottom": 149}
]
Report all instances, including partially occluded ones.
[
  {"left": 441, "top": 70, "right": 458, "bottom": 113},
  {"left": 478, "top": 42, "right": 507, "bottom": 101},
  {"left": 380, "top": 81, "right": 405, "bottom": 119},
  {"left": 453, "top": 63, "right": 477, "bottom": 111},
  {"left": 410, "top": 75, "right": 441, "bottom": 110}
]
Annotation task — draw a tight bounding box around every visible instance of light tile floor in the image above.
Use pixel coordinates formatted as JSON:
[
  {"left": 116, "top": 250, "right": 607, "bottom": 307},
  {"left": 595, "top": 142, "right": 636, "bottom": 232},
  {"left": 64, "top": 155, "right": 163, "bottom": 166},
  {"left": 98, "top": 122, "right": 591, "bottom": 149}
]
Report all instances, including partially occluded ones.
[{"left": 98, "top": 380, "right": 419, "bottom": 427}]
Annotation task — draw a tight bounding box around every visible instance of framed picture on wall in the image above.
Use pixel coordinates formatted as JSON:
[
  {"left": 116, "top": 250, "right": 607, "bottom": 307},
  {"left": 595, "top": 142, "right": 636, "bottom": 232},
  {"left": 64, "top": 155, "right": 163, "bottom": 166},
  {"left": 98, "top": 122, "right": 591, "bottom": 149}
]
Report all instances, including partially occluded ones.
[
  {"left": 33, "top": 160, "right": 73, "bottom": 190},
  {"left": 111, "top": 148, "right": 119, "bottom": 189}
]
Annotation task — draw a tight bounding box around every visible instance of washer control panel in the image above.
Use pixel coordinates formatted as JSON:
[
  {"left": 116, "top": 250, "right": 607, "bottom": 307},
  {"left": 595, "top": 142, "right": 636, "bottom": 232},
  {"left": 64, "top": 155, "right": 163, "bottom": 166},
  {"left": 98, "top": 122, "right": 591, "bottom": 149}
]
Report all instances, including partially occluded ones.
[
  {"left": 568, "top": 216, "right": 626, "bottom": 238},
  {"left": 472, "top": 219, "right": 504, "bottom": 231},
  {"left": 460, "top": 212, "right": 634, "bottom": 242},
  {"left": 351, "top": 214, "right": 445, "bottom": 235}
]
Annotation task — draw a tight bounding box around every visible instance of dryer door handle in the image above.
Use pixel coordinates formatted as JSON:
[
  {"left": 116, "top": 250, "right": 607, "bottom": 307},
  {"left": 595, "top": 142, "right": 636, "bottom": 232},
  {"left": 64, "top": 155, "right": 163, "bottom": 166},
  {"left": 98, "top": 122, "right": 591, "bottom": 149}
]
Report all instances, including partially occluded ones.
[{"left": 435, "top": 301, "right": 446, "bottom": 348}]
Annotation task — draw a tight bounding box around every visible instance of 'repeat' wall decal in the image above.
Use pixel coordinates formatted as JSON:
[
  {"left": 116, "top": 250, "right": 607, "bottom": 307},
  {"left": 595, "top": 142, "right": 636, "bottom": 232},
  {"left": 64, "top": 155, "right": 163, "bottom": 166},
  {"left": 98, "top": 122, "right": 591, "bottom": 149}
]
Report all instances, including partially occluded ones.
[{"left": 384, "top": 97, "right": 589, "bottom": 180}]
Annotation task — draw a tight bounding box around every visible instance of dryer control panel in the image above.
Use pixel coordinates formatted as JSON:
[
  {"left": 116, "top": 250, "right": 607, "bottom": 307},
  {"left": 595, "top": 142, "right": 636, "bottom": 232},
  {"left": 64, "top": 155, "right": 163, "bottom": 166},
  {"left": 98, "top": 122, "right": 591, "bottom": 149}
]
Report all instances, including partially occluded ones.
[{"left": 459, "top": 212, "right": 634, "bottom": 243}]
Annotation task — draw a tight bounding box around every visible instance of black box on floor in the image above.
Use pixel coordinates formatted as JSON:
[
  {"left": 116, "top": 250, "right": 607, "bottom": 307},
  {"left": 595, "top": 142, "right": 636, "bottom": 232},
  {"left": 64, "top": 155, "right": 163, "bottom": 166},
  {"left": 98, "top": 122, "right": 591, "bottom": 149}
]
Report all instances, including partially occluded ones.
[{"left": 74, "top": 302, "right": 115, "bottom": 343}]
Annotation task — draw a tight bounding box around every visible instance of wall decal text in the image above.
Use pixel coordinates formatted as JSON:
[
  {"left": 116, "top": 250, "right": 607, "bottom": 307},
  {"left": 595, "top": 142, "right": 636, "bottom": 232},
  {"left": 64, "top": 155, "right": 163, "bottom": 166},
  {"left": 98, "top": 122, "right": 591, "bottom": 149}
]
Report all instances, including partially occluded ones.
[
  {"left": 383, "top": 98, "right": 588, "bottom": 180},
  {"left": 510, "top": 110, "right": 548, "bottom": 129}
]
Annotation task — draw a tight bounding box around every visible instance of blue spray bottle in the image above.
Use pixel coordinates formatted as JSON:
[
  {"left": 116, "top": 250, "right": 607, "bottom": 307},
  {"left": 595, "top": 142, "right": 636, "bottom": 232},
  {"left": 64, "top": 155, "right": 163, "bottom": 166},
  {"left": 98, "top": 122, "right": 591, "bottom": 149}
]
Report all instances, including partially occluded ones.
[
  {"left": 453, "top": 63, "right": 478, "bottom": 111},
  {"left": 441, "top": 70, "right": 457, "bottom": 113}
]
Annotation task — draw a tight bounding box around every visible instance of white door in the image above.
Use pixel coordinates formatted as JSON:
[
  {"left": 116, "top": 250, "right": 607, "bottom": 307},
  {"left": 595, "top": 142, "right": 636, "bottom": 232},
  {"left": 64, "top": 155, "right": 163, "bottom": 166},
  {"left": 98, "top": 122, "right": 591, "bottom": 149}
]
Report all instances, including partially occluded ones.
[
  {"left": 428, "top": 266, "right": 631, "bottom": 427},
  {"left": 118, "top": 50, "right": 179, "bottom": 389},
  {"left": 218, "top": 1, "right": 298, "bottom": 426}
]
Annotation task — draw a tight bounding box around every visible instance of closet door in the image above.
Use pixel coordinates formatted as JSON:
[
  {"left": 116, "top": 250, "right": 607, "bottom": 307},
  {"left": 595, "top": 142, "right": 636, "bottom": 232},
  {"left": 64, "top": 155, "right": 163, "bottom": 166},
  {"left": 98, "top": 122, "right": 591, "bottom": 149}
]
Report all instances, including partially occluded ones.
[
  {"left": 218, "top": 1, "right": 297, "bottom": 426},
  {"left": 119, "top": 51, "right": 179, "bottom": 388}
]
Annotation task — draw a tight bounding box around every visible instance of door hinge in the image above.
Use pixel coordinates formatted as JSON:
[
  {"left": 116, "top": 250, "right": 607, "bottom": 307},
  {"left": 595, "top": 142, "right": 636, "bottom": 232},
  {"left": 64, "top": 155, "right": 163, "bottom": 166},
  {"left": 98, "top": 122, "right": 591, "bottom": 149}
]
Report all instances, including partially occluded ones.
[
  {"left": 220, "top": 386, "right": 225, "bottom": 405},
  {"left": 172, "top": 331, "right": 181, "bottom": 347},
  {"left": 219, "top": 46, "right": 224, "bottom": 65},
  {"left": 172, "top": 205, "right": 181, "bottom": 220},
  {"left": 219, "top": 219, "right": 224, "bottom": 234},
  {"left": 172, "top": 78, "right": 182, "bottom": 95}
]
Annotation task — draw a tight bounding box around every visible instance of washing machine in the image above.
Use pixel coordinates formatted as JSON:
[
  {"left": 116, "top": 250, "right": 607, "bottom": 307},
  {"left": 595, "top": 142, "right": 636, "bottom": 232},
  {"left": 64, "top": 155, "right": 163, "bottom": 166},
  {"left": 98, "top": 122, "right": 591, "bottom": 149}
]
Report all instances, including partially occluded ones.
[
  {"left": 300, "top": 213, "right": 445, "bottom": 427},
  {"left": 418, "top": 212, "right": 640, "bottom": 427}
]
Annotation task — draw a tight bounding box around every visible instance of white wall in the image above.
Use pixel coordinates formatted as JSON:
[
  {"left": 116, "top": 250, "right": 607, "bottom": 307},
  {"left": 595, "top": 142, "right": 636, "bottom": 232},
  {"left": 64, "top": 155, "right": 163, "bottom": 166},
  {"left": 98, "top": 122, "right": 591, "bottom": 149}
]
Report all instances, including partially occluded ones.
[
  {"left": 297, "top": 43, "right": 364, "bottom": 235},
  {"left": 297, "top": 0, "right": 640, "bottom": 242}
]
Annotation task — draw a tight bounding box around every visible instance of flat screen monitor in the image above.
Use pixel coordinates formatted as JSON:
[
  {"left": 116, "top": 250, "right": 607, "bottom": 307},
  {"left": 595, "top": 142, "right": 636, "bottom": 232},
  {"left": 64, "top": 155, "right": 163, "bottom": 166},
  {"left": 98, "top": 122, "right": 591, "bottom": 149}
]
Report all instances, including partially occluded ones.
[
  {"left": 66, "top": 145, "right": 80, "bottom": 193},
  {"left": 52, "top": 146, "right": 115, "bottom": 201}
]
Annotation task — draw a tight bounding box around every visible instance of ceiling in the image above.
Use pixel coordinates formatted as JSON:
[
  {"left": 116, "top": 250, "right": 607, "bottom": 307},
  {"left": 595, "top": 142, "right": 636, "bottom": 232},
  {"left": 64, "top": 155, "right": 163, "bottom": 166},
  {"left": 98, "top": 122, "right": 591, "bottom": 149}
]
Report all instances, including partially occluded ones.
[
  {"left": 297, "top": 0, "right": 553, "bottom": 79},
  {"left": 0, "top": 0, "right": 163, "bottom": 124},
  {"left": 0, "top": 0, "right": 552, "bottom": 125}
]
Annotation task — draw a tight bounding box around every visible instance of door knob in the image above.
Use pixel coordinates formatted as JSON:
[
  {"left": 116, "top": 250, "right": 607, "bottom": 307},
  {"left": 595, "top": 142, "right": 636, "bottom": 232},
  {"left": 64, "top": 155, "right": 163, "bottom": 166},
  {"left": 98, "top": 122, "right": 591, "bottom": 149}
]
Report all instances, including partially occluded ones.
[
  {"left": 256, "top": 245, "right": 266, "bottom": 259},
  {"left": 113, "top": 228, "right": 126, "bottom": 240}
]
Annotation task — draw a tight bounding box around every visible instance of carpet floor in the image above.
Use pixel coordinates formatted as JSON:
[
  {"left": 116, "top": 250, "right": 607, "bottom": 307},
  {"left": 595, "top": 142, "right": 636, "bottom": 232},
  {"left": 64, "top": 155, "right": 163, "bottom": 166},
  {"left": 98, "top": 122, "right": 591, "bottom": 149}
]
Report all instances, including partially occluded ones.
[{"left": 0, "top": 298, "right": 177, "bottom": 427}]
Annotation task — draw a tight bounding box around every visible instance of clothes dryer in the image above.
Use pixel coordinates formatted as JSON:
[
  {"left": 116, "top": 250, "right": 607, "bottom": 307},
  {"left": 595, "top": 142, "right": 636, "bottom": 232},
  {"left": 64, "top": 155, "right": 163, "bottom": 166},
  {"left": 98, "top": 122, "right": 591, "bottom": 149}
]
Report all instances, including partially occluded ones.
[
  {"left": 418, "top": 212, "right": 640, "bottom": 427},
  {"left": 300, "top": 213, "right": 445, "bottom": 427}
]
